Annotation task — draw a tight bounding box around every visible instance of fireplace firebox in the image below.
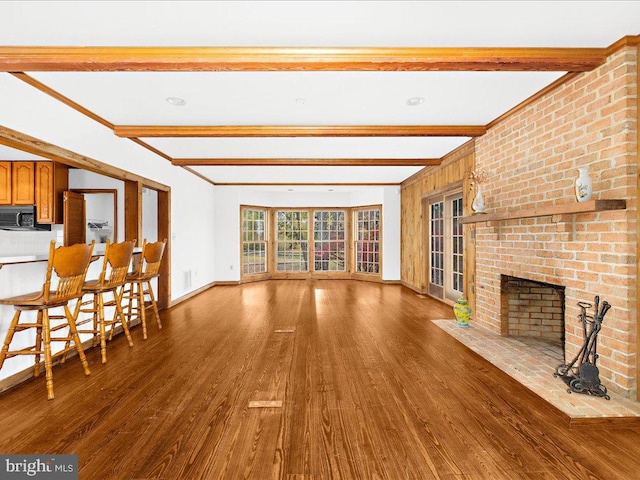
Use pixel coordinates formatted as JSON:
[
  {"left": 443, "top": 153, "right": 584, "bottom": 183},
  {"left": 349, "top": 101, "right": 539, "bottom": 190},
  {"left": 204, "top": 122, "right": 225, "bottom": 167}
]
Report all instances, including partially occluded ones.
[{"left": 500, "top": 275, "right": 565, "bottom": 348}]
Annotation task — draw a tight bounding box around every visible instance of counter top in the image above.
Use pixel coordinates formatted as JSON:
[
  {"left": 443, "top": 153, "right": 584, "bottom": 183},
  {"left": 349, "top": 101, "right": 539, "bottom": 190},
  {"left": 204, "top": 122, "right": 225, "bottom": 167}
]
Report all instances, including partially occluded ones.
[
  {"left": 0, "top": 254, "right": 49, "bottom": 265},
  {"left": 0, "top": 247, "right": 142, "bottom": 268}
]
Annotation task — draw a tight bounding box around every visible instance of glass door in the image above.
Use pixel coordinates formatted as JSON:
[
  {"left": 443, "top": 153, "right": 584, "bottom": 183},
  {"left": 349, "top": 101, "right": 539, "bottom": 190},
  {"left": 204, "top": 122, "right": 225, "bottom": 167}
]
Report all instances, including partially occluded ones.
[
  {"left": 428, "top": 200, "right": 444, "bottom": 298},
  {"left": 428, "top": 192, "right": 464, "bottom": 302},
  {"left": 445, "top": 194, "right": 464, "bottom": 302}
]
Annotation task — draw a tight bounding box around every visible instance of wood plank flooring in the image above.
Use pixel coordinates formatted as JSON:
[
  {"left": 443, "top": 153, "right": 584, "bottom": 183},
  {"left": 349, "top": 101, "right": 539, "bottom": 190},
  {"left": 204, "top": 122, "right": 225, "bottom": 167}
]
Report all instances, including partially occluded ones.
[{"left": 0, "top": 280, "right": 639, "bottom": 479}]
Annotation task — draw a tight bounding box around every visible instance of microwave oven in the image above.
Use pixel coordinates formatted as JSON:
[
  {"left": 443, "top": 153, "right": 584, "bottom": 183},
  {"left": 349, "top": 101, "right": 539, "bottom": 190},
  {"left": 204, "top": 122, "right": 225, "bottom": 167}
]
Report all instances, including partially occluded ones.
[{"left": 0, "top": 206, "right": 52, "bottom": 231}]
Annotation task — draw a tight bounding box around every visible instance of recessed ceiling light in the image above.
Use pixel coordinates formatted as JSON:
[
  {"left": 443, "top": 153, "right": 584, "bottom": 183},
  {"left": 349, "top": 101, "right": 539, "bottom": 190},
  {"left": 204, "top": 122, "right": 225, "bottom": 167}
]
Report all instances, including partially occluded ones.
[
  {"left": 166, "top": 96, "right": 186, "bottom": 106},
  {"left": 406, "top": 96, "right": 425, "bottom": 106}
]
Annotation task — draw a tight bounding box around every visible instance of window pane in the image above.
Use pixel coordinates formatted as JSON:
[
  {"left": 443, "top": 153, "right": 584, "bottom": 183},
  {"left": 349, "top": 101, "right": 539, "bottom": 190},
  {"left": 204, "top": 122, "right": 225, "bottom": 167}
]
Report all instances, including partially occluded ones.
[
  {"left": 242, "top": 208, "right": 268, "bottom": 275},
  {"left": 356, "top": 208, "right": 381, "bottom": 274},
  {"left": 276, "top": 211, "right": 309, "bottom": 272},
  {"left": 313, "top": 210, "right": 347, "bottom": 272}
]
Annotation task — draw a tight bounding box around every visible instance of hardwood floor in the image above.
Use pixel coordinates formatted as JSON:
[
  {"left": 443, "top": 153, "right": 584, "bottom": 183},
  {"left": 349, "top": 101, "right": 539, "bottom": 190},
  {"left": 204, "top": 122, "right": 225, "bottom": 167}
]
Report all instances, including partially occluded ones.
[{"left": 0, "top": 280, "right": 638, "bottom": 479}]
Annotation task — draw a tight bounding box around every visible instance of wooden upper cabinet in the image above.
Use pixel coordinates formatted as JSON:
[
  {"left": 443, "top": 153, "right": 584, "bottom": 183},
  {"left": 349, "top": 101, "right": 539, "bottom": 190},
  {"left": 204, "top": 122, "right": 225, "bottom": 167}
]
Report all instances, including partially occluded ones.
[
  {"left": 35, "top": 162, "right": 69, "bottom": 224},
  {"left": 11, "top": 162, "right": 35, "bottom": 205},
  {"left": 0, "top": 162, "right": 11, "bottom": 205}
]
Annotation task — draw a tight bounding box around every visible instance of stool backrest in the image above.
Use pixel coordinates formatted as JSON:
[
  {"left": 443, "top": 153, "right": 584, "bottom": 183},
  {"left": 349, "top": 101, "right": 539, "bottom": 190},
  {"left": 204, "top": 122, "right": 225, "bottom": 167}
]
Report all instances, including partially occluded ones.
[
  {"left": 136, "top": 239, "right": 167, "bottom": 278},
  {"left": 45, "top": 240, "right": 95, "bottom": 302},
  {"left": 98, "top": 239, "right": 136, "bottom": 289}
]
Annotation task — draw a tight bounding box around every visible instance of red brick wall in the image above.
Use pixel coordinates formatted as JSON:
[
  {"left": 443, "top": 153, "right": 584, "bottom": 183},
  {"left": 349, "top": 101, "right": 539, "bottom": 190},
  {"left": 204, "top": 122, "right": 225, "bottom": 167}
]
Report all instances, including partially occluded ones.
[{"left": 474, "top": 47, "right": 638, "bottom": 398}]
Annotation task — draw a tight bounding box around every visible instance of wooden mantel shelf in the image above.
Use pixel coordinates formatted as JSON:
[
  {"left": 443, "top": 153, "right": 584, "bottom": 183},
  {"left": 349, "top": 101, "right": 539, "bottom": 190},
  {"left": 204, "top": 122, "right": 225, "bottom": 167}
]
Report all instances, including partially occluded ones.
[{"left": 460, "top": 199, "right": 626, "bottom": 224}]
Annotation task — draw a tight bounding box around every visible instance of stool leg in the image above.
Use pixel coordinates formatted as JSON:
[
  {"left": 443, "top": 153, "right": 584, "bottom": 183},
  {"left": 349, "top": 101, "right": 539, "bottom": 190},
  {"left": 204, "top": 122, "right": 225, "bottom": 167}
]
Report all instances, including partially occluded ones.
[
  {"left": 98, "top": 292, "right": 107, "bottom": 364},
  {"left": 41, "top": 310, "right": 54, "bottom": 400},
  {"left": 146, "top": 280, "right": 162, "bottom": 330},
  {"left": 61, "top": 299, "right": 83, "bottom": 364},
  {"left": 137, "top": 281, "right": 148, "bottom": 340},
  {"left": 113, "top": 289, "right": 134, "bottom": 347},
  {"left": 65, "top": 304, "right": 91, "bottom": 377},
  {"left": 92, "top": 293, "right": 99, "bottom": 347},
  {"left": 34, "top": 311, "right": 43, "bottom": 377},
  {"left": 124, "top": 284, "right": 134, "bottom": 328},
  {"left": 0, "top": 310, "right": 22, "bottom": 371},
  {"left": 108, "top": 302, "right": 116, "bottom": 342}
]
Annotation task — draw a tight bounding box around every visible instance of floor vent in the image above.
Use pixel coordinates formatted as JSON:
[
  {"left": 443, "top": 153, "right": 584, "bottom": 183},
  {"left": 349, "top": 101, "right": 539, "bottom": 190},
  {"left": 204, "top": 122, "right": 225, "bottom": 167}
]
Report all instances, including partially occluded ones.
[{"left": 248, "top": 400, "right": 283, "bottom": 408}]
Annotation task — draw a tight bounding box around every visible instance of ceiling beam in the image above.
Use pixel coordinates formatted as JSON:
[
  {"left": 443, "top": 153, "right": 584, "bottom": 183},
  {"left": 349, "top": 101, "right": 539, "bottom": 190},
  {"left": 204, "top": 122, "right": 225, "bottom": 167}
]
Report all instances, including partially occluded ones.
[
  {"left": 0, "top": 47, "right": 606, "bottom": 72},
  {"left": 115, "top": 125, "right": 486, "bottom": 138},
  {"left": 171, "top": 158, "right": 441, "bottom": 167}
]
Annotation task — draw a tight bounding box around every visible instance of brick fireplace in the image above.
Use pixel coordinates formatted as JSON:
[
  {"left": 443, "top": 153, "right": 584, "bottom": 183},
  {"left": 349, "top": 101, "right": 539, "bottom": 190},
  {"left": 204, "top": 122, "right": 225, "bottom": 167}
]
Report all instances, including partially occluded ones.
[
  {"left": 472, "top": 46, "right": 638, "bottom": 399},
  {"left": 500, "top": 276, "right": 565, "bottom": 348}
]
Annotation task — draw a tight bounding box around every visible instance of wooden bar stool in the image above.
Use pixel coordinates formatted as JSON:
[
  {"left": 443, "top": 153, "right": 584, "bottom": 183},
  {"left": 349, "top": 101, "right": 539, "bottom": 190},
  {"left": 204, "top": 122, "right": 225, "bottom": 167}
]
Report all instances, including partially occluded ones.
[
  {"left": 0, "top": 240, "right": 95, "bottom": 399},
  {"left": 120, "top": 239, "right": 166, "bottom": 339},
  {"left": 76, "top": 239, "right": 136, "bottom": 364}
]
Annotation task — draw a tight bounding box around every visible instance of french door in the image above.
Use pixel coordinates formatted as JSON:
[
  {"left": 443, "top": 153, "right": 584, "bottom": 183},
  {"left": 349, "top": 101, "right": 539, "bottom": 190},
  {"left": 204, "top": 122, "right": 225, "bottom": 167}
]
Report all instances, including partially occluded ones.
[{"left": 428, "top": 192, "right": 464, "bottom": 303}]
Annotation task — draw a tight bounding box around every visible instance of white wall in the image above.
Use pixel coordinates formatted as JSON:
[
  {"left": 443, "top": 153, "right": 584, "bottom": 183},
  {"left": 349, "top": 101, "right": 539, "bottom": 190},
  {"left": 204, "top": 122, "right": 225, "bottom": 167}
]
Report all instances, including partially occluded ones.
[
  {"left": 213, "top": 186, "right": 402, "bottom": 282},
  {"left": 142, "top": 188, "right": 158, "bottom": 243},
  {"left": 382, "top": 186, "right": 402, "bottom": 280}
]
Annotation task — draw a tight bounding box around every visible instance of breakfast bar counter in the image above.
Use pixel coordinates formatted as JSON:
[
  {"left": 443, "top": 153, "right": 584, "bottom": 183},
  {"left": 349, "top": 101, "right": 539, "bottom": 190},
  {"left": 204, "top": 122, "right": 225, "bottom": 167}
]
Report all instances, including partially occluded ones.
[
  {"left": 0, "top": 246, "right": 142, "bottom": 268},
  {"left": 0, "top": 254, "right": 50, "bottom": 267}
]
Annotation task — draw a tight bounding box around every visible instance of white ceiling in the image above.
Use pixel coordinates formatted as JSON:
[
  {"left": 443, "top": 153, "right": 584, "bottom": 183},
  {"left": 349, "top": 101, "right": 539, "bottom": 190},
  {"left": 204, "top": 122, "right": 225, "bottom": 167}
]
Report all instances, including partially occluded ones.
[
  {"left": 29, "top": 71, "right": 565, "bottom": 126},
  {"left": 2, "top": 1, "right": 639, "bottom": 48},
  {"left": 1, "top": 1, "right": 639, "bottom": 185}
]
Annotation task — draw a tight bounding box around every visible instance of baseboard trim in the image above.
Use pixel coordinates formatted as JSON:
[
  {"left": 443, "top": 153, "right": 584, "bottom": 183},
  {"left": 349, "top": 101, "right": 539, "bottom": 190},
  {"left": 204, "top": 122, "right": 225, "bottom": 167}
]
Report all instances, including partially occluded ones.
[
  {"left": 401, "top": 281, "right": 427, "bottom": 294},
  {"left": 170, "top": 281, "right": 218, "bottom": 307}
]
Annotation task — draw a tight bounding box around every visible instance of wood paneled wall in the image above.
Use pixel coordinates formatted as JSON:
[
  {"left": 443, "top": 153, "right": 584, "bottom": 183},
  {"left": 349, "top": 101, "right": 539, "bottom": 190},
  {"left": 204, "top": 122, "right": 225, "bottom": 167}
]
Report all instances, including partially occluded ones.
[
  {"left": 400, "top": 140, "right": 476, "bottom": 309},
  {"left": 636, "top": 41, "right": 639, "bottom": 401}
]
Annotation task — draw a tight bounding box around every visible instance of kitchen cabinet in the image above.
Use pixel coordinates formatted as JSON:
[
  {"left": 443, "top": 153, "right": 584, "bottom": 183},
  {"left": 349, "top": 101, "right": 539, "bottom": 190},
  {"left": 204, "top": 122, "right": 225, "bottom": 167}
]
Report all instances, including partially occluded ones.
[
  {"left": 35, "top": 162, "right": 69, "bottom": 224},
  {"left": 11, "top": 162, "right": 34, "bottom": 205},
  {"left": 0, "top": 162, "right": 11, "bottom": 204}
]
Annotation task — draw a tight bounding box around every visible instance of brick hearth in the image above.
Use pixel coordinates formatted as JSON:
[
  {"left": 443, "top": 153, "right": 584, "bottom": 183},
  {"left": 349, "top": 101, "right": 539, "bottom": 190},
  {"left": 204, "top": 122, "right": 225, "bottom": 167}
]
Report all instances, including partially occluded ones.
[{"left": 433, "top": 320, "right": 640, "bottom": 422}]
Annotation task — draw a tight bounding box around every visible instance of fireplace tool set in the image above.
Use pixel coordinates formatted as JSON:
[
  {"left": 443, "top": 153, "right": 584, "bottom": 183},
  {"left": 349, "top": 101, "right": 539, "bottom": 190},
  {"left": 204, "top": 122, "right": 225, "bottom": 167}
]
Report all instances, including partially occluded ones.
[{"left": 554, "top": 296, "right": 611, "bottom": 400}]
